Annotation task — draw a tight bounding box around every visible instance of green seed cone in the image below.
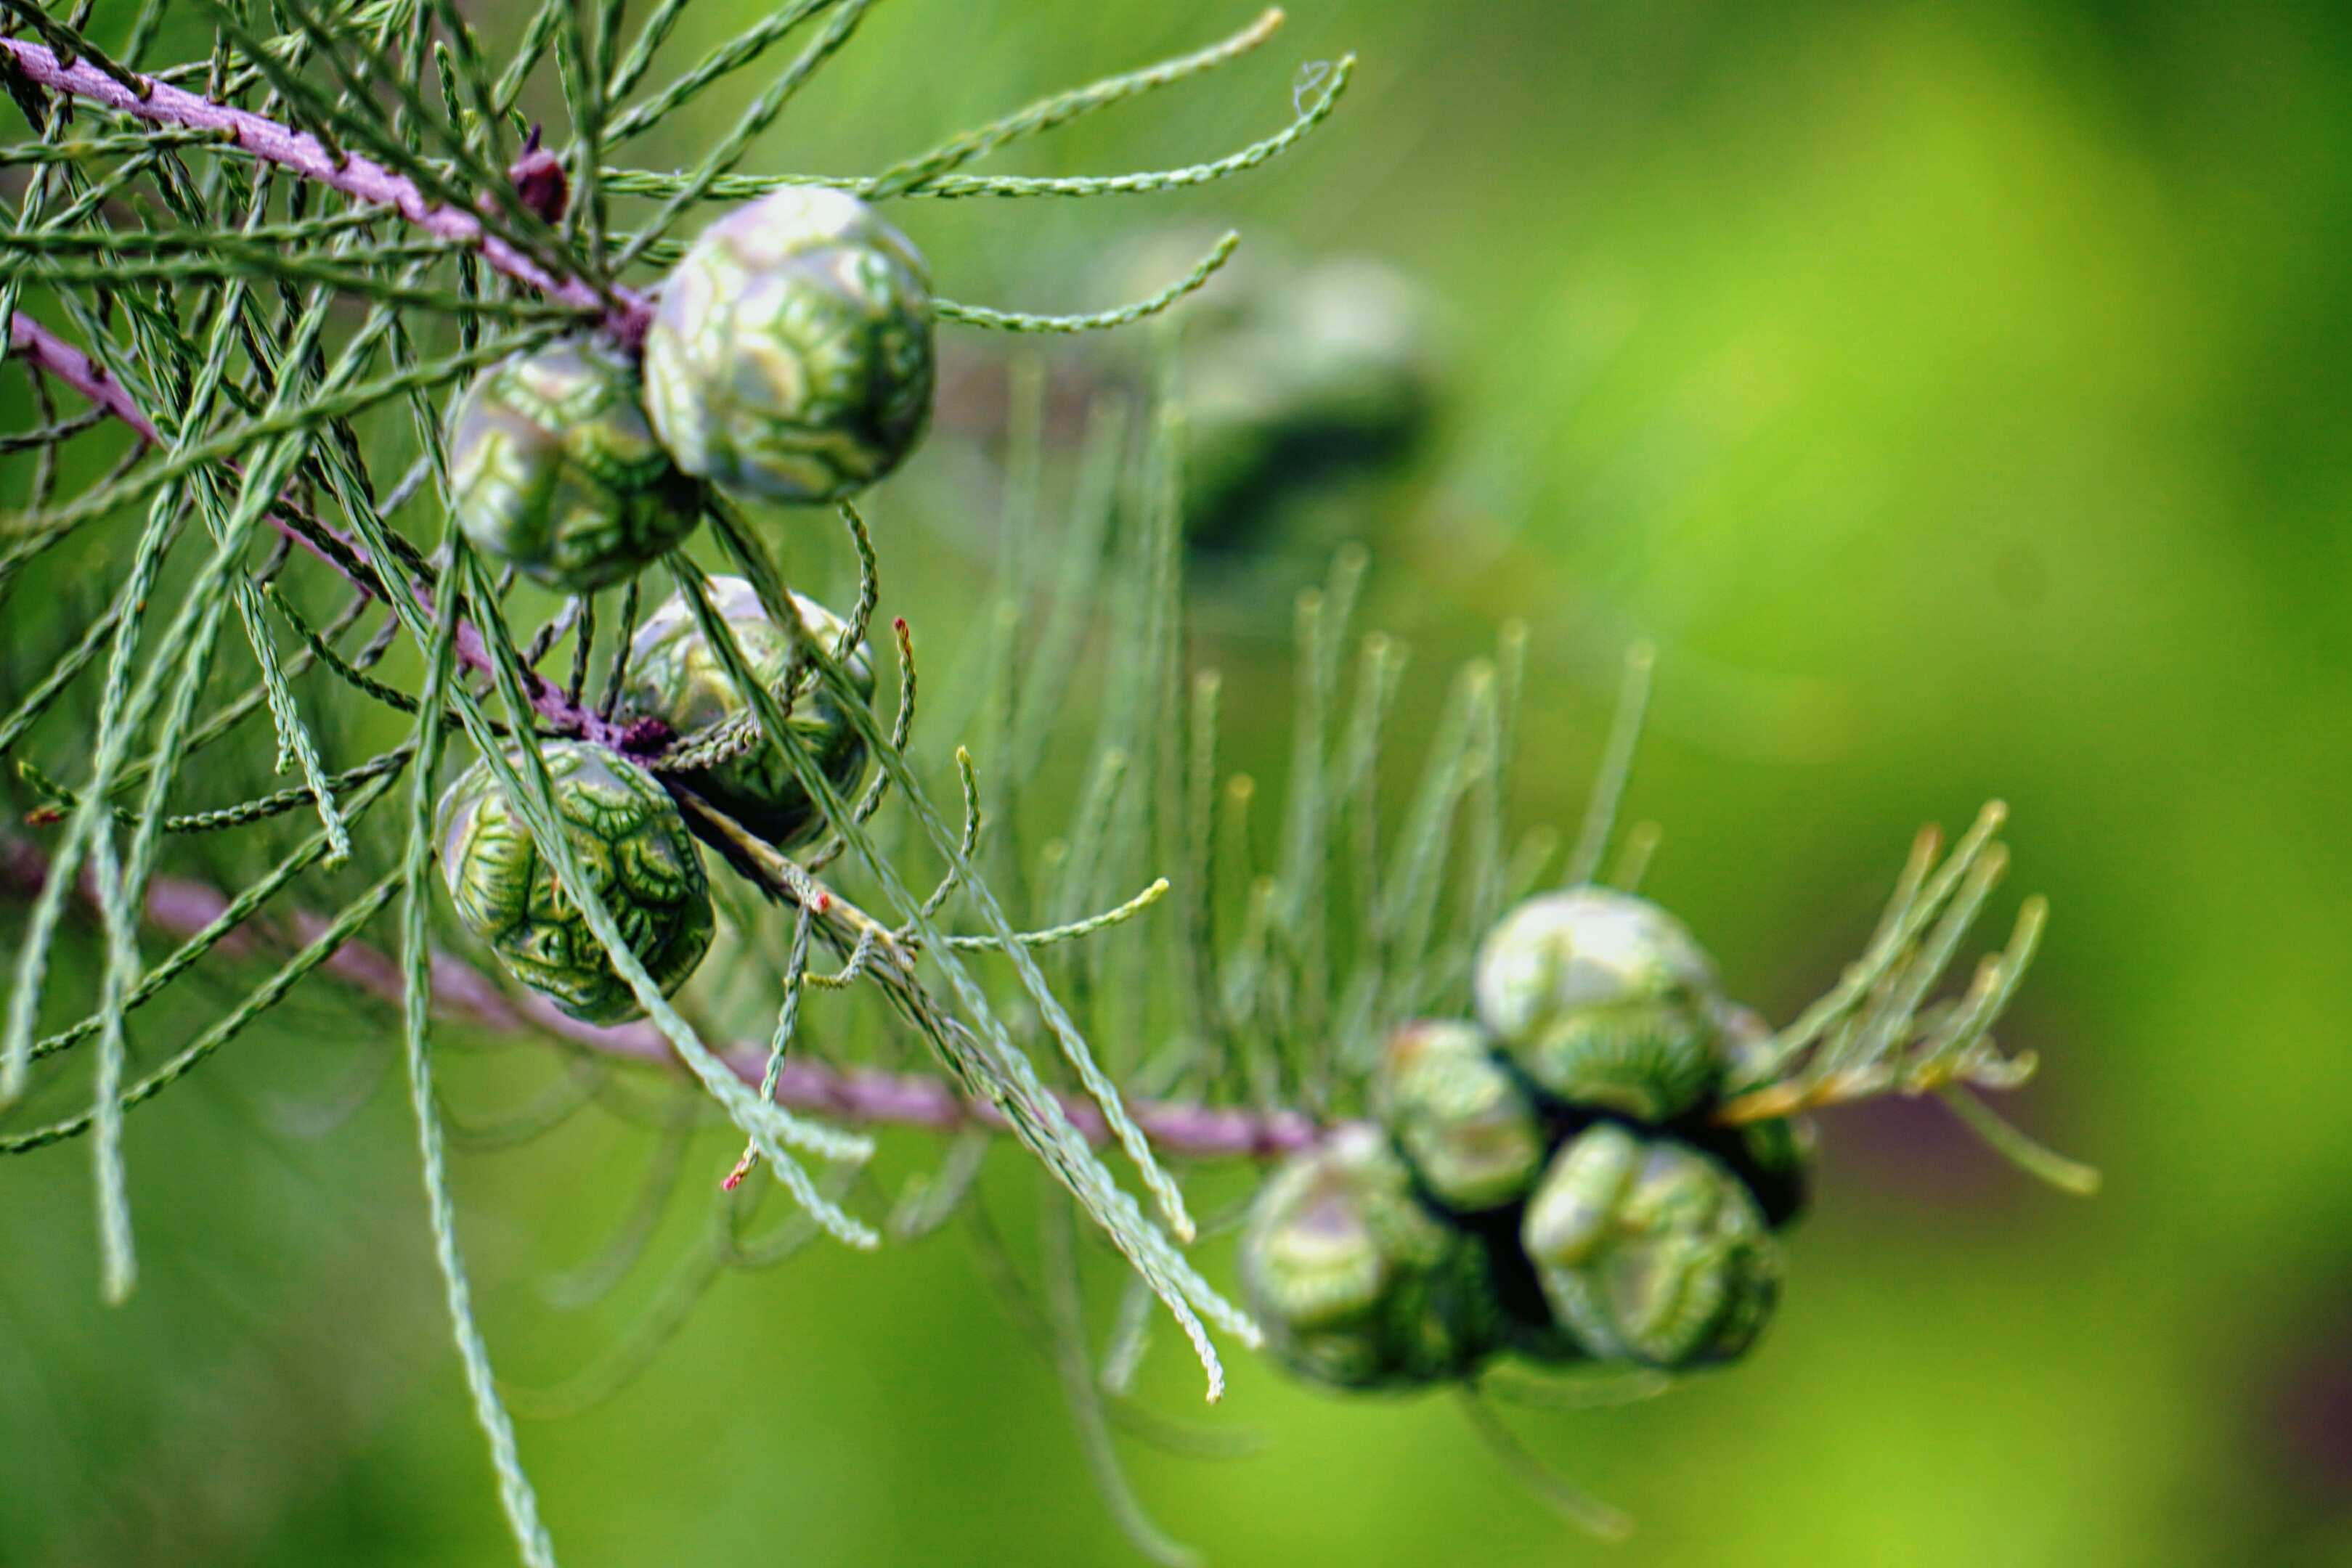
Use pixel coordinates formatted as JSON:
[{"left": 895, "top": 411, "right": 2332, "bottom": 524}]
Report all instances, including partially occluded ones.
[
  {"left": 643, "top": 187, "right": 935, "bottom": 504},
  {"left": 1473, "top": 888, "right": 1728, "bottom": 1123},
  {"left": 1370, "top": 1018, "right": 1547, "bottom": 1214},
  {"left": 437, "top": 741, "right": 714, "bottom": 1024},
  {"left": 624, "top": 576, "right": 874, "bottom": 850},
  {"left": 446, "top": 335, "right": 704, "bottom": 591},
  {"left": 1521, "top": 1124, "right": 1781, "bottom": 1370},
  {"left": 1237, "top": 1124, "right": 1507, "bottom": 1391}
]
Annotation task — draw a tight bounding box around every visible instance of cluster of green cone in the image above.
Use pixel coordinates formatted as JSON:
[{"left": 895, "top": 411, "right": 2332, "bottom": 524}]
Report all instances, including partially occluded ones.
[
  {"left": 433, "top": 574, "right": 878, "bottom": 1024},
  {"left": 446, "top": 186, "right": 936, "bottom": 587},
  {"left": 434, "top": 189, "right": 919, "bottom": 1024},
  {"left": 1238, "top": 887, "right": 1812, "bottom": 1391}
]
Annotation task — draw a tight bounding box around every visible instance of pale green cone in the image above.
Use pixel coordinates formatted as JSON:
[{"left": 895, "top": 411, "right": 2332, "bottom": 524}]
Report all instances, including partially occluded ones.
[
  {"left": 1473, "top": 888, "right": 1728, "bottom": 1123},
  {"left": 1370, "top": 1018, "right": 1547, "bottom": 1213},
  {"left": 1521, "top": 1124, "right": 1781, "bottom": 1370},
  {"left": 1237, "top": 1124, "right": 1506, "bottom": 1391},
  {"left": 446, "top": 335, "right": 704, "bottom": 591},
  {"left": 643, "top": 187, "right": 935, "bottom": 503},
  {"left": 624, "top": 575, "right": 874, "bottom": 850},
  {"left": 438, "top": 741, "right": 713, "bottom": 1024}
]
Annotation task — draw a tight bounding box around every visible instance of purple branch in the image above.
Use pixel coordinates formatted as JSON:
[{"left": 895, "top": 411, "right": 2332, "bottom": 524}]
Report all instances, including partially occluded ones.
[
  {"left": 0, "top": 837, "right": 1323, "bottom": 1161},
  {"left": 0, "top": 39, "right": 660, "bottom": 737},
  {"left": 6, "top": 314, "right": 159, "bottom": 441},
  {"left": 0, "top": 53, "right": 1325, "bottom": 1164},
  {"left": 5, "top": 313, "right": 627, "bottom": 745},
  {"left": 0, "top": 38, "right": 653, "bottom": 343}
]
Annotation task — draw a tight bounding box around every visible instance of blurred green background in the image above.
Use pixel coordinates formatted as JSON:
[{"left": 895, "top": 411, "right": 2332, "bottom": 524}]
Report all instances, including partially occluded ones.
[{"left": 9, "top": 1, "right": 2352, "bottom": 1564}]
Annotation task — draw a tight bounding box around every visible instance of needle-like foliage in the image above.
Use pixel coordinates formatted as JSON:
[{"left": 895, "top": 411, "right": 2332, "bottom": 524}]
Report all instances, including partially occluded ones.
[
  {"left": 0, "top": 1, "right": 2088, "bottom": 1561},
  {"left": 0, "top": 1, "right": 1351, "bottom": 1556}
]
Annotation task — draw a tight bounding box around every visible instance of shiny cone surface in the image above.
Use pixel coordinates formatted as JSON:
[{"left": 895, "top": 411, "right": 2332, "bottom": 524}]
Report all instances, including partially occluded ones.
[
  {"left": 644, "top": 187, "right": 935, "bottom": 503},
  {"left": 624, "top": 576, "right": 874, "bottom": 849},
  {"left": 1370, "top": 1018, "right": 1547, "bottom": 1213},
  {"left": 446, "top": 336, "right": 704, "bottom": 591},
  {"left": 1521, "top": 1123, "right": 1781, "bottom": 1369},
  {"left": 1237, "top": 1124, "right": 1506, "bottom": 1390},
  {"left": 1473, "top": 888, "right": 1728, "bottom": 1122},
  {"left": 437, "top": 742, "right": 713, "bottom": 1024}
]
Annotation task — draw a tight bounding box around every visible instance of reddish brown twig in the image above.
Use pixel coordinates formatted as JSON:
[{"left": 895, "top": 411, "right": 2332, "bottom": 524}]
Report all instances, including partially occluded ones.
[
  {"left": 0, "top": 38, "right": 651, "bottom": 343},
  {"left": 0, "top": 38, "right": 675, "bottom": 738},
  {"left": 0, "top": 42, "right": 1324, "bottom": 1164},
  {"left": 6, "top": 313, "right": 159, "bottom": 441},
  {"left": 4, "top": 313, "right": 629, "bottom": 746},
  {"left": 0, "top": 836, "right": 1322, "bottom": 1161}
]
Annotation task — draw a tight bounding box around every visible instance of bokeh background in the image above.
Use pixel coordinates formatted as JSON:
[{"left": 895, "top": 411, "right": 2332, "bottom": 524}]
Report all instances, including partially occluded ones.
[{"left": 7, "top": 1, "right": 2352, "bottom": 1564}]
